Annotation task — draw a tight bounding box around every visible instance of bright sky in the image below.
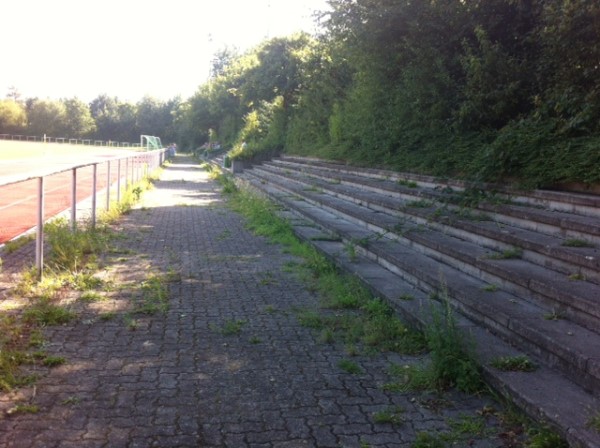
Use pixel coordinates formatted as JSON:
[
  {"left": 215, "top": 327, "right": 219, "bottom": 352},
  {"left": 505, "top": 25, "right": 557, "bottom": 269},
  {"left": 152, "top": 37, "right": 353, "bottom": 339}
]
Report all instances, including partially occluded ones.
[{"left": 0, "top": 0, "right": 330, "bottom": 103}]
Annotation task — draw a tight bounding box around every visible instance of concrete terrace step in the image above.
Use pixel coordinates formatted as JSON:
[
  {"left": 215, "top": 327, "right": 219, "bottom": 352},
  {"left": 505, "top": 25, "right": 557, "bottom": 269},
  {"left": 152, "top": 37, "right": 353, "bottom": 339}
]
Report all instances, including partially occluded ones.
[
  {"left": 243, "top": 167, "right": 600, "bottom": 391},
  {"left": 269, "top": 158, "right": 600, "bottom": 244},
  {"left": 250, "top": 166, "right": 600, "bottom": 330},
  {"left": 278, "top": 155, "right": 600, "bottom": 218},
  {"left": 232, "top": 158, "right": 600, "bottom": 447},
  {"left": 259, "top": 162, "right": 600, "bottom": 283},
  {"left": 235, "top": 172, "right": 600, "bottom": 448}
]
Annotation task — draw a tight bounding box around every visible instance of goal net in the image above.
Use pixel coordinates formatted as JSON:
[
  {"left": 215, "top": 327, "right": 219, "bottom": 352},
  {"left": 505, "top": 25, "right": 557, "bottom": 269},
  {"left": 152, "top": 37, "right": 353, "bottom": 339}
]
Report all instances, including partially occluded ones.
[{"left": 140, "top": 135, "right": 163, "bottom": 150}]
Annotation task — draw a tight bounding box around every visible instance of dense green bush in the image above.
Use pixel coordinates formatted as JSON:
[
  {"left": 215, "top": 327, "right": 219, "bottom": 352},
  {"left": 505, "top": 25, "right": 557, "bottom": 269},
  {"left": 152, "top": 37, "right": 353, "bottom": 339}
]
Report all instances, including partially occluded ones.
[{"left": 177, "top": 0, "right": 600, "bottom": 188}]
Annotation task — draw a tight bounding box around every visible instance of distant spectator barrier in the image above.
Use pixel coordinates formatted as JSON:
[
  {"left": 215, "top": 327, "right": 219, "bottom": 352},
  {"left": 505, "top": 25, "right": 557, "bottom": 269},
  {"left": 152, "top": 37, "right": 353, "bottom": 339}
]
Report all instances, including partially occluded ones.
[{"left": 0, "top": 133, "right": 141, "bottom": 148}]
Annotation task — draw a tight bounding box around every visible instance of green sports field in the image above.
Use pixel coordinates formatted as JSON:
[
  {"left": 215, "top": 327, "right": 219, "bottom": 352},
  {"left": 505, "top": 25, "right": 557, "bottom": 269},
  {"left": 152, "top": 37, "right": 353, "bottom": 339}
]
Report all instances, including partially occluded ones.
[{"left": 0, "top": 140, "right": 135, "bottom": 162}]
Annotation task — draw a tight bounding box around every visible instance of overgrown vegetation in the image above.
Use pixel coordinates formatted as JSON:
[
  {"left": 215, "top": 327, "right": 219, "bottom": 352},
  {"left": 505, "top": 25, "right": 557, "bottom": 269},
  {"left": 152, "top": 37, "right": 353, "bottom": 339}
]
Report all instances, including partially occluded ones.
[
  {"left": 0, "top": 175, "right": 157, "bottom": 393},
  {"left": 175, "top": 0, "right": 600, "bottom": 190},
  {"left": 384, "top": 299, "right": 483, "bottom": 394},
  {"left": 210, "top": 168, "right": 567, "bottom": 446}
]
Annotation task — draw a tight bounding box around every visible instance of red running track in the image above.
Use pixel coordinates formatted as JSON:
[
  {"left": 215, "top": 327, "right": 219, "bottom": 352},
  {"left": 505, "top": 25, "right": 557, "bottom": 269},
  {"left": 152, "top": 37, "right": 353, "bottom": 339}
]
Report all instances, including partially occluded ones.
[{"left": 0, "top": 156, "right": 138, "bottom": 244}]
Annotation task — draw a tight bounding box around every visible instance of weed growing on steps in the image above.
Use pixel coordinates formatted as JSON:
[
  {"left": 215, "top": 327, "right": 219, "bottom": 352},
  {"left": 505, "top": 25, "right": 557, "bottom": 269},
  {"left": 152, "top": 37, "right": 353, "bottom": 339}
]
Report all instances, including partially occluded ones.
[
  {"left": 562, "top": 238, "right": 595, "bottom": 248},
  {"left": 490, "top": 355, "right": 537, "bottom": 372},
  {"left": 384, "top": 299, "right": 483, "bottom": 394},
  {"left": 397, "top": 178, "right": 418, "bottom": 188},
  {"left": 344, "top": 241, "right": 358, "bottom": 262},
  {"left": 488, "top": 247, "right": 523, "bottom": 260}
]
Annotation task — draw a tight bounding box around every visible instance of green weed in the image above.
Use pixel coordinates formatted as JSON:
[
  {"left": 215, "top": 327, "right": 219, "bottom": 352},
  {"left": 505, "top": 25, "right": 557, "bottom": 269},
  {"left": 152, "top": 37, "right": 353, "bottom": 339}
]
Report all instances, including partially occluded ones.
[
  {"left": 296, "top": 309, "right": 324, "bottom": 329},
  {"left": 562, "top": 238, "right": 595, "bottom": 248},
  {"left": 388, "top": 300, "right": 482, "bottom": 393},
  {"left": 338, "top": 359, "right": 362, "bottom": 374},
  {"left": 385, "top": 363, "right": 436, "bottom": 392},
  {"left": 219, "top": 319, "right": 246, "bottom": 336},
  {"left": 61, "top": 396, "right": 81, "bottom": 406},
  {"left": 447, "top": 414, "right": 487, "bottom": 437},
  {"left": 3, "top": 235, "right": 35, "bottom": 254},
  {"left": 373, "top": 406, "right": 404, "bottom": 425},
  {"left": 42, "top": 356, "right": 66, "bottom": 367},
  {"left": 344, "top": 241, "right": 358, "bottom": 262},
  {"left": 411, "top": 432, "right": 446, "bottom": 448},
  {"left": 397, "top": 179, "right": 418, "bottom": 188},
  {"left": 99, "top": 312, "right": 117, "bottom": 321},
  {"left": 488, "top": 247, "right": 523, "bottom": 260},
  {"left": 587, "top": 412, "right": 600, "bottom": 432},
  {"left": 23, "top": 300, "right": 75, "bottom": 325},
  {"left": 491, "top": 355, "right": 536, "bottom": 372},
  {"left": 264, "top": 305, "right": 277, "bottom": 314},
  {"left": 134, "top": 274, "right": 169, "bottom": 314},
  {"left": 525, "top": 427, "right": 568, "bottom": 447},
  {"left": 7, "top": 403, "right": 39, "bottom": 415},
  {"left": 80, "top": 291, "right": 105, "bottom": 302},
  {"left": 100, "top": 179, "right": 153, "bottom": 223},
  {"left": 44, "top": 218, "right": 111, "bottom": 272},
  {"left": 217, "top": 229, "right": 232, "bottom": 241},
  {"left": 124, "top": 315, "right": 138, "bottom": 331}
]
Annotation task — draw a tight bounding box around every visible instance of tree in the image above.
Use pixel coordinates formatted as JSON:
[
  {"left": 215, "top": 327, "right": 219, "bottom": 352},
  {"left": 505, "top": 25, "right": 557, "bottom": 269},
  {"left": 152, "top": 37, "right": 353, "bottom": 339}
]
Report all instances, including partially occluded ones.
[
  {"left": 90, "top": 94, "right": 121, "bottom": 141},
  {"left": 0, "top": 99, "right": 27, "bottom": 134},
  {"left": 62, "top": 97, "right": 96, "bottom": 137},
  {"left": 26, "top": 98, "right": 67, "bottom": 137},
  {"left": 136, "top": 96, "right": 180, "bottom": 143},
  {"left": 210, "top": 46, "right": 239, "bottom": 79}
]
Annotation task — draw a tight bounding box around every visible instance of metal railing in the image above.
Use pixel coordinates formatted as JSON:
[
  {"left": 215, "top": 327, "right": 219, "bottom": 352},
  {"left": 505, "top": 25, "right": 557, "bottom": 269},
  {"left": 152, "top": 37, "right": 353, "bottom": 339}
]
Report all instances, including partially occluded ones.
[
  {"left": 0, "top": 133, "right": 140, "bottom": 147},
  {"left": 0, "top": 148, "right": 169, "bottom": 278}
]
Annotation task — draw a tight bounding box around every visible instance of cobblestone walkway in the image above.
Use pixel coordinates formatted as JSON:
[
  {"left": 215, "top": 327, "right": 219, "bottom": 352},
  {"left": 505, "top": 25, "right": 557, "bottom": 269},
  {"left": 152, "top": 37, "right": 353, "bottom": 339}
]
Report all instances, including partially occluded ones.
[{"left": 0, "top": 156, "right": 511, "bottom": 447}]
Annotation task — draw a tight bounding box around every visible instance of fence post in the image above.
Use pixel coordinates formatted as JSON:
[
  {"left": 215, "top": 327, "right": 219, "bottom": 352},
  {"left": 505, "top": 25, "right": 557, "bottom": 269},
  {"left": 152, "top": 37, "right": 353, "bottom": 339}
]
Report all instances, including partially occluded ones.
[
  {"left": 71, "top": 168, "right": 77, "bottom": 230},
  {"left": 117, "top": 159, "right": 121, "bottom": 203},
  {"left": 36, "top": 177, "right": 45, "bottom": 280},
  {"left": 124, "top": 158, "right": 128, "bottom": 191},
  {"left": 106, "top": 160, "right": 111, "bottom": 211},
  {"left": 91, "top": 164, "right": 97, "bottom": 228}
]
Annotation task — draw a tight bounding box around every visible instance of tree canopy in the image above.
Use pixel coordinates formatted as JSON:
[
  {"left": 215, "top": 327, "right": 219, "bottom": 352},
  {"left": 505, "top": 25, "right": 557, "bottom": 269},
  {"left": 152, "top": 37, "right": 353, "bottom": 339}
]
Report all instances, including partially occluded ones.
[
  {"left": 4, "top": 0, "right": 599, "bottom": 187},
  {"left": 176, "top": 0, "right": 600, "bottom": 187}
]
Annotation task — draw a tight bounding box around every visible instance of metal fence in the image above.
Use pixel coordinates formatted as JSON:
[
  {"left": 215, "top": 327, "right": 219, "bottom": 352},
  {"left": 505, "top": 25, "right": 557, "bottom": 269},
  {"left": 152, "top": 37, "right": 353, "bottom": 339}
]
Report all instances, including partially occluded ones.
[
  {"left": 0, "top": 148, "right": 169, "bottom": 278},
  {"left": 0, "top": 133, "right": 140, "bottom": 147}
]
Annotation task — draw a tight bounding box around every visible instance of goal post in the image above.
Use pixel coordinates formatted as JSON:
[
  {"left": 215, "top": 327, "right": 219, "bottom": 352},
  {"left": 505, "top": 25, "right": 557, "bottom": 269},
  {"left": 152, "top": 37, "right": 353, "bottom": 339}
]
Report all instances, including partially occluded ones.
[{"left": 140, "top": 135, "right": 163, "bottom": 151}]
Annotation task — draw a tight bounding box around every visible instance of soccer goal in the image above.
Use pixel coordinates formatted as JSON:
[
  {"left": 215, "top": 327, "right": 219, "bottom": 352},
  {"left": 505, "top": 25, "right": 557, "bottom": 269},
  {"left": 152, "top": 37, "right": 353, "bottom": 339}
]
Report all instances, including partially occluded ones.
[{"left": 140, "top": 135, "right": 163, "bottom": 150}]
